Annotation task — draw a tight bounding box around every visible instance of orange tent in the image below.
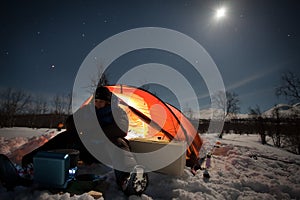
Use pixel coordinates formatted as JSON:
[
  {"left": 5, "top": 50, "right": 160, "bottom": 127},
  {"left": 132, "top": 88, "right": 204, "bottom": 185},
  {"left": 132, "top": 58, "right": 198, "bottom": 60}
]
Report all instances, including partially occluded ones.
[{"left": 103, "top": 85, "right": 203, "bottom": 161}]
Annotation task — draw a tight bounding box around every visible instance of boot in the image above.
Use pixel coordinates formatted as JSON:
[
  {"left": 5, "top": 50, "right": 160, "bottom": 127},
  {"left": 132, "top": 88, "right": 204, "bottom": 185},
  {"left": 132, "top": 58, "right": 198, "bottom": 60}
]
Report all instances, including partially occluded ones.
[{"left": 121, "top": 165, "right": 148, "bottom": 196}]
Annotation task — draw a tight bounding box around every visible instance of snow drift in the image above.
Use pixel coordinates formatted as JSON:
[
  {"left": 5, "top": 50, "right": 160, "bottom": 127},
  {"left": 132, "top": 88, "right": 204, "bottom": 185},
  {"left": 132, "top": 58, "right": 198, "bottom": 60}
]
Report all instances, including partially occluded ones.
[{"left": 0, "top": 128, "right": 300, "bottom": 200}]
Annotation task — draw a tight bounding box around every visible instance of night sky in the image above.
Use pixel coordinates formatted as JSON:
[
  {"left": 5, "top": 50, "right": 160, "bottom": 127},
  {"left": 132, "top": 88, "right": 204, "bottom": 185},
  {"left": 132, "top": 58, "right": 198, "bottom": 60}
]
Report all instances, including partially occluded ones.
[{"left": 1, "top": 0, "right": 299, "bottom": 113}]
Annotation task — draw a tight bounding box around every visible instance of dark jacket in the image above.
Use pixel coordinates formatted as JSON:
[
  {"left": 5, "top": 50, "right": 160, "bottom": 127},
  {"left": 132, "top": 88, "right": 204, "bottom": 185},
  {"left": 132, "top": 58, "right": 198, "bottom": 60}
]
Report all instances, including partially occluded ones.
[
  {"left": 22, "top": 103, "right": 129, "bottom": 166},
  {"left": 95, "top": 104, "right": 129, "bottom": 143},
  {"left": 66, "top": 103, "right": 129, "bottom": 144}
]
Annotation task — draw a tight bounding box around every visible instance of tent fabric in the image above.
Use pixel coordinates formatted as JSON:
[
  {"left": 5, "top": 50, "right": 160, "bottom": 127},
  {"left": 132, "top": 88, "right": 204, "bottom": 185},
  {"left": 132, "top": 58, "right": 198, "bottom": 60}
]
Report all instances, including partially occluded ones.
[
  {"left": 86, "top": 85, "right": 202, "bottom": 160},
  {"left": 164, "top": 103, "right": 203, "bottom": 159}
]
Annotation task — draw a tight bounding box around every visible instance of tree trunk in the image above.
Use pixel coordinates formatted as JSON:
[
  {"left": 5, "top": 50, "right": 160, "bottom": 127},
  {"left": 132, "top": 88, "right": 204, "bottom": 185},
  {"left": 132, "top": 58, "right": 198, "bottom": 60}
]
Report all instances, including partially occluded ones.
[{"left": 260, "top": 132, "right": 266, "bottom": 145}]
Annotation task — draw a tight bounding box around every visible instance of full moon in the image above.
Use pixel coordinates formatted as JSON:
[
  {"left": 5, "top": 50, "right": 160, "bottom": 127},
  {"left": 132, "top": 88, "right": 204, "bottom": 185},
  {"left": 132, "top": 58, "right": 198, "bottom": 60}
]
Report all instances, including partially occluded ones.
[{"left": 216, "top": 7, "right": 226, "bottom": 18}]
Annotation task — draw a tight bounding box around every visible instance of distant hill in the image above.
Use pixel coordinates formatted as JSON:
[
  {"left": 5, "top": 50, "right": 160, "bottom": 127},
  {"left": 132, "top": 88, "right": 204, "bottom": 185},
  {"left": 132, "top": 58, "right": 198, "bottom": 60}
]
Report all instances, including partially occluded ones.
[
  {"left": 198, "top": 108, "right": 248, "bottom": 120},
  {"left": 262, "top": 103, "right": 300, "bottom": 118},
  {"left": 198, "top": 102, "right": 300, "bottom": 120}
]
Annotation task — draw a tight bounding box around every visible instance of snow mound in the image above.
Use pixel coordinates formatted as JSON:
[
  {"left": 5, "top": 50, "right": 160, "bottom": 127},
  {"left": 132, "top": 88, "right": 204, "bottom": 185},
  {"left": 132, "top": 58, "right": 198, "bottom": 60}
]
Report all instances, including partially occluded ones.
[{"left": 0, "top": 128, "right": 300, "bottom": 199}]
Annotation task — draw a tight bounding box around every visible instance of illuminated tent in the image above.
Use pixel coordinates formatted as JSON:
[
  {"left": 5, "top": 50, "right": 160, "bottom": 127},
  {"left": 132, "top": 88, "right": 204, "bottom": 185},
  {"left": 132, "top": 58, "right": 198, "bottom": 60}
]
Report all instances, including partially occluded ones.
[
  {"left": 97, "top": 85, "right": 203, "bottom": 161},
  {"left": 22, "top": 84, "right": 203, "bottom": 167}
]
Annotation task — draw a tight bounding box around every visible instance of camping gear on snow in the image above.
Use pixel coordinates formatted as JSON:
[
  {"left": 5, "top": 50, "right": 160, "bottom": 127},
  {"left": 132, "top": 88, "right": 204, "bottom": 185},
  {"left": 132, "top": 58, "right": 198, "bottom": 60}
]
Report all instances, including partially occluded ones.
[
  {"left": 22, "top": 129, "right": 99, "bottom": 167},
  {"left": 64, "top": 173, "right": 108, "bottom": 196},
  {"left": 57, "top": 122, "right": 64, "bottom": 131},
  {"left": 1, "top": 152, "right": 109, "bottom": 196},
  {"left": 48, "top": 149, "right": 80, "bottom": 168},
  {"left": 121, "top": 165, "right": 148, "bottom": 196},
  {"left": 106, "top": 85, "right": 202, "bottom": 161},
  {"left": 33, "top": 151, "right": 71, "bottom": 189},
  {"left": 22, "top": 84, "right": 202, "bottom": 175},
  {"left": 205, "top": 153, "right": 212, "bottom": 169},
  {"left": 15, "top": 84, "right": 203, "bottom": 195},
  {"left": 203, "top": 169, "right": 210, "bottom": 179},
  {"left": 0, "top": 154, "right": 33, "bottom": 190},
  {"left": 190, "top": 156, "right": 205, "bottom": 175},
  {"left": 75, "top": 173, "right": 106, "bottom": 182},
  {"left": 129, "top": 138, "right": 187, "bottom": 176},
  {"left": 81, "top": 85, "right": 203, "bottom": 172}
]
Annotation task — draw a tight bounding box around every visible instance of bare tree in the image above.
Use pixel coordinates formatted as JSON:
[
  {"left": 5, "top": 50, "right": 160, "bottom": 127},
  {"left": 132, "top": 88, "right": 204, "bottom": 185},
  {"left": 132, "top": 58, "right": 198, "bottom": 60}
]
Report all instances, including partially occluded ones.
[
  {"left": 66, "top": 92, "right": 72, "bottom": 115},
  {"left": 0, "top": 88, "right": 31, "bottom": 127},
  {"left": 212, "top": 91, "right": 240, "bottom": 119},
  {"left": 276, "top": 71, "right": 300, "bottom": 104},
  {"left": 41, "top": 100, "right": 48, "bottom": 114},
  {"left": 88, "top": 64, "right": 110, "bottom": 94},
  {"left": 271, "top": 105, "right": 282, "bottom": 148},
  {"left": 52, "top": 94, "right": 64, "bottom": 115},
  {"left": 248, "top": 105, "right": 261, "bottom": 118},
  {"left": 51, "top": 92, "right": 73, "bottom": 115},
  {"left": 27, "top": 95, "right": 48, "bottom": 128},
  {"left": 226, "top": 91, "right": 240, "bottom": 118},
  {"left": 31, "top": 95, "right": 48, "bottom": 115},
  {"left": 275, "top": 72, "right": 300, "bottom": 153},
  {"left": 183, "top": 103, "right": 194, "bottom": 119},
  {"left": 248, "top": 105, "right": 266, "bottom": 144},
  {"left": 212, "top": 91, "right": 240, "bottom": 138},
  {"left": 211, "top": 91, "right": 226, "bottom": 122}
]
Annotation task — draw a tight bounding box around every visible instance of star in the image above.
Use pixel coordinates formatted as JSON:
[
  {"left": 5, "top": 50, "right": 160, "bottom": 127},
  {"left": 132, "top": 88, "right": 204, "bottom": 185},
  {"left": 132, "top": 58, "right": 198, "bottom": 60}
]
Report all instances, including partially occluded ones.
[{"left": 82, "top": 33, "right": 85, "bottom": 37}]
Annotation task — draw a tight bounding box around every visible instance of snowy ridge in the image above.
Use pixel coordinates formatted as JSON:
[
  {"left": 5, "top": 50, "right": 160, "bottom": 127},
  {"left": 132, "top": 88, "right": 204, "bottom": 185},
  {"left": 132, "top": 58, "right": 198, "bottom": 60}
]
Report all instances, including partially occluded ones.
[
  {"left": 199, "top": 102, "right": 300, "bottom": 120},
  {"left": 198, "top": 108, "right": 249, "bottom": 120},
  {"left": 262, "top": 102, "right": 300, "bottom": 118}
]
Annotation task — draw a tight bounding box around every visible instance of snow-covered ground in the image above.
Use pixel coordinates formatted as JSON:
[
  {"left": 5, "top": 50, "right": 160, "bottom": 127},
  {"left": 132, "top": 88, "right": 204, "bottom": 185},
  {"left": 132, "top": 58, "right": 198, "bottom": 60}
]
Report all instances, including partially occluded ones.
[{"left": 0, "top": 128, "right": 299, "bottom": 200}]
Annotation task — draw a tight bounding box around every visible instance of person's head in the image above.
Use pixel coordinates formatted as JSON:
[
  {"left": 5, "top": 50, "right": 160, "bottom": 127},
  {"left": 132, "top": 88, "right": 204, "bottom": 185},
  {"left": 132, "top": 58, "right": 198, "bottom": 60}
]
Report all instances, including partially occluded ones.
[{"left": 94, "top": 86, "right": 112, "bottom": 109}]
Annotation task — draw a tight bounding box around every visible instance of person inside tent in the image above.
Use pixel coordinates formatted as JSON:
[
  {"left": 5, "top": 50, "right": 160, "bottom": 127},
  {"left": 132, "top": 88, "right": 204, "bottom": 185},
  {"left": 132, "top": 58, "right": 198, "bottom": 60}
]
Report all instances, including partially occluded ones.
[
  {"left": 0, "top": 86, "right": 148, "bottom": 196},
  {"left": 83, "top": 86, "right": 148, "bottom": 195}
]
